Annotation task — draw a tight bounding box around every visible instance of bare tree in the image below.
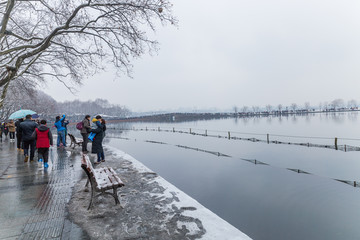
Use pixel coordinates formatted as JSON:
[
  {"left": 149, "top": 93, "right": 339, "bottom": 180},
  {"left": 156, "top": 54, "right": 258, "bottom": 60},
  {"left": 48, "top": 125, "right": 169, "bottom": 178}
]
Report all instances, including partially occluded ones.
[
  {"left": 318, "top": 102, "right": 322, "bottom": 111},
  {"left": 277, "top": 104, "right": 282, "bottom": 113},
  {"left": 323, "top": 101, "right": 328, "bottom": 111},
  {"left": 233, "top": 106, "right": 238, "bottom": 115},
  {"left": 265, "top": 104, "right": 272, "bottom": 112},
  {"left": 304, "top": 102, "right": 310, "bottom": 111},
  {"left": 0, "top": 0, "right": 176, "bottom": 107},
  {"left": 330, "top": 99, "right": 344, "bottom": 110},
  {"left": 0, "top": 83, "right": 56, "bottom": 119},
  {"left": 252, "top": 106, "right": 259, "bottom": 113},
  {"left": 290, "top": 103, "right": 297, "bottom": 112},
  {"left": 242, "top": 106, "right": 248, "bottom": 113},
  {"left": 347, "top": 99, "right": 357, "bottom": 108}
]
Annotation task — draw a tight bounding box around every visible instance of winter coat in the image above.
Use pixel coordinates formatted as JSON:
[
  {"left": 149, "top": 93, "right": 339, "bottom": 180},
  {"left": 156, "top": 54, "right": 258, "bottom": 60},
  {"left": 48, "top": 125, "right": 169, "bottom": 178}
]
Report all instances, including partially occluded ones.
[
  {"left": 15, "top": 120, "right": 23, "bottom": 134},
  {"left": 54, "top": 115, "right": 66, "bottom": 132},
  {"left": 19, "top": 119, "right": 38, "bottom": 141},
  {"left": 7, "top": 122, "right": 15, "bottom": 132},
  {"left": 80, "top": 118, "right": 91, "bottom": 134},
  {"left": 31, "top": 125, "right": 53, "bottom": 148},
  {"left": 90, "top": 122, "right": 104, "bottom": 154}
]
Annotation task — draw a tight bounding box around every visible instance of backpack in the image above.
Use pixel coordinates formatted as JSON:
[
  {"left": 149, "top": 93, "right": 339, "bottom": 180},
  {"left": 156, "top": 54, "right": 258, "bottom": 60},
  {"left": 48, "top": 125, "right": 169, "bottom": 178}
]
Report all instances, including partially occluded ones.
[{"left": 76, "top": 121, "right": 83, "bottom": 130}]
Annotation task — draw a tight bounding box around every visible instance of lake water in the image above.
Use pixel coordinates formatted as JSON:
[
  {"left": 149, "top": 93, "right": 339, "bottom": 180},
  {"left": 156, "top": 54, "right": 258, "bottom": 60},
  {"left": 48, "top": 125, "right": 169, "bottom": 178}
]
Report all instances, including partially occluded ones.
[{"left": 103, "top": 112, "right": 360, "bottom": 240}]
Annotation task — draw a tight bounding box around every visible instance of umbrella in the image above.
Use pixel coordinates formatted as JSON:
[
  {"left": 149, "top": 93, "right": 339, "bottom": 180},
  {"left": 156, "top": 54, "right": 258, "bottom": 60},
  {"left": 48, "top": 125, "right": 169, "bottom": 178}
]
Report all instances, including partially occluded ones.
[{"left": 8, "top": 109, "right": 36, "bottom": 120}]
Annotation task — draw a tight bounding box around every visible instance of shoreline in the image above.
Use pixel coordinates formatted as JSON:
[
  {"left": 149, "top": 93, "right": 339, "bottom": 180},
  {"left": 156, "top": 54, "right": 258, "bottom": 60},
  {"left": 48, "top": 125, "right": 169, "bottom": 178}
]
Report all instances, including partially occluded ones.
[{"left": 68, "top": 145, "right": 252, "bottom": 239}]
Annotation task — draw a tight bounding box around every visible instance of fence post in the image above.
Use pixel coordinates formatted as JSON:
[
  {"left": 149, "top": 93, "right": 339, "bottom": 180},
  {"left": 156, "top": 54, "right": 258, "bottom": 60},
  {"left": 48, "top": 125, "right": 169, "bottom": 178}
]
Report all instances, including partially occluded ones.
[
  {"left": 205, "top": 130, "right": 207, "bottom": 136},
  {"left": 267, "top": 134, "right": 269, "bottom": 144},
  {"left": 228, "top": 132, "right": 231, "bottom": 139},
  {"left": 345, "top": 144, "right": 347, "bottom": 152},
  {"left": 146, "top": 127, "right": 147, "bottom": 131},
  {"left": 190, "top": 128, "right": 192, "bottom": 134},
  {"left": 173, "top": 127, "right": 175, "bottom": 132},
  {"left": 335, "top": 137, "right": 338, "bottom": 150}
]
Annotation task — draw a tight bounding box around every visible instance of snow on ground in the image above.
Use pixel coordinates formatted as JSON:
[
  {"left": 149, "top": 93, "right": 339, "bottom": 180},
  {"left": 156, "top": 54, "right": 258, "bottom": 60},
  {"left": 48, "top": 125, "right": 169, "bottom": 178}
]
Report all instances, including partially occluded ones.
[{"left": 106, "top": 145, "right": 252, "bottom": 240}]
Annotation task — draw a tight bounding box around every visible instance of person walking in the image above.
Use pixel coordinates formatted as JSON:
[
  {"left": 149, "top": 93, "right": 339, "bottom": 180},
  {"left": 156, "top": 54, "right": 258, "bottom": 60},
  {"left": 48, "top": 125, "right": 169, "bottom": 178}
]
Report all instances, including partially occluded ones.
[
  {"left": 90, "top": 115, "right": 105, "bottom": 164},
  {"left": 31, "top": 119, "right": 53, "bottom": 168},
  {"left": 54, "top": 115, "right": 66, "bottom": 147},
  {"left": 80, "top": 115, "right": 91, "bottom": 153},
  {"left": 7, "top": 120, "right": 15, "bottom": 142},
  {"left": 15, "top": 118, "right": 23, "bottom": 150},
  {"left": 19, "top": 114, "right": 38, "bottom": 162},
  {"left": 101, "top": 118, "right": 106, "bottom": 138},
  {"left": 0, "top": 122, "right": 3, "bottom": 141},
  {"left": 3, "top": 122, "right": 8, "bottom": 138},
  {"left": 62, "top": 117, "right": 69, "bottom": 145}
]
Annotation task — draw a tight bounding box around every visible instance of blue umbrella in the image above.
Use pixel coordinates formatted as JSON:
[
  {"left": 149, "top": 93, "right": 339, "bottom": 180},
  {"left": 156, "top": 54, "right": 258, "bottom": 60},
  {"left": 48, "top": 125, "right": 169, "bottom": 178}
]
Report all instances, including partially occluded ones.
[{"left": 8, "top": 109, "right": 36, "bottom": 120}]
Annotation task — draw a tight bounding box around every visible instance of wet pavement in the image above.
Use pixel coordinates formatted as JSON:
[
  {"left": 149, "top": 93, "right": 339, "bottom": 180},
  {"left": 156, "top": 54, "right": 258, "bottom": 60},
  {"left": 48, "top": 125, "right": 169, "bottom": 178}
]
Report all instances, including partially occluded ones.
[{"left": 0, "top": 138, "right": 88, "bottom": 239}]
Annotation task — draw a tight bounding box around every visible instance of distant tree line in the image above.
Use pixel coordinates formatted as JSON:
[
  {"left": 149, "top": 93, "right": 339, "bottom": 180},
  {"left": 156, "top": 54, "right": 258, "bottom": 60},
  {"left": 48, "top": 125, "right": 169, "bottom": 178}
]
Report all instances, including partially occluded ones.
[
  {"left": 57, "top": 99, "right": 131, "bottom": 121},
  {"left": 233, "top": 98, "right": 359, "bottom": 115},
  {"left": 0, "top": 88, "right": 130, "bottom": 121}
]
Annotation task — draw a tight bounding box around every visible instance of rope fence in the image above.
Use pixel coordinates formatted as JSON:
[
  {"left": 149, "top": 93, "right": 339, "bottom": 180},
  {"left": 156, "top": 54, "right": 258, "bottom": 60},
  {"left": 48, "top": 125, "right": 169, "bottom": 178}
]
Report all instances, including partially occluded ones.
[
  {"left": 106, "top": 126, "right": 360, "bottom": 152},
  {"left": 106, "top": 135, "right": 360, "bottom": 189}
]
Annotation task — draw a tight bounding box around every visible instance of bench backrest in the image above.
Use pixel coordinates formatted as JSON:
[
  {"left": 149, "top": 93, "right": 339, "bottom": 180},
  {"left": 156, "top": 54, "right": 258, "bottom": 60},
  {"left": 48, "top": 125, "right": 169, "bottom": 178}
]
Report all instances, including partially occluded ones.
[
  {"left": 68, "top": 133, "right": 76, "bottom": 141},
  {"left": 81, "top": 154, "right": 124, "bottom": 190},
  {"left": 81, "top": 154, "right": 97, "bottom": 181}
]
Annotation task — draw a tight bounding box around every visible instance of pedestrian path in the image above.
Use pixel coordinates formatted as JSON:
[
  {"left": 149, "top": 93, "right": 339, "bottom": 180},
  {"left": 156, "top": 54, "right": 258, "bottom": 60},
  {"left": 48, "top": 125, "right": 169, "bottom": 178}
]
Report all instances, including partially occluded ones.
[{"left": 0, "top": 138, "right": 88, "bottom": 239}]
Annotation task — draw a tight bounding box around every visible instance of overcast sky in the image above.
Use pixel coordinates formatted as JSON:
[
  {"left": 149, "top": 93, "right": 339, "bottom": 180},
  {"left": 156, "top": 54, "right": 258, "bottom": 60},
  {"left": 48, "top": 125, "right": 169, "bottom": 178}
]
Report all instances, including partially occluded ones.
[{"left": 44, "top": 0, "right": 360, "bottom": 112}]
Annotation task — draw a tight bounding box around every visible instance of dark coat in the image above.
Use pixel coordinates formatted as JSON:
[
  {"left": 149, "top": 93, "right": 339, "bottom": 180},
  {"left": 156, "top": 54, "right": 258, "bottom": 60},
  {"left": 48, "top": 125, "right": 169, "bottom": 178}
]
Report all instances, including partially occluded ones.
[
  {"left": 15, "top": 120, "right": 23, "bottom": 134},
  {"left": 91, "top": 124, "right": 104, "bottom": 154},
  {"left": 19, "top": 119, "right": 38, "bottom": 141}
]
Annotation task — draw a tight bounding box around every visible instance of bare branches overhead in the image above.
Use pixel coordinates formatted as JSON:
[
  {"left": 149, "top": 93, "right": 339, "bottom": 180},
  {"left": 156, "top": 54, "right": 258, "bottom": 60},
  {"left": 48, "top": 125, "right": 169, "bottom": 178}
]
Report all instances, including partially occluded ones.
[{"left": 0, "top": 0, "right": 177, "bottom": 107}]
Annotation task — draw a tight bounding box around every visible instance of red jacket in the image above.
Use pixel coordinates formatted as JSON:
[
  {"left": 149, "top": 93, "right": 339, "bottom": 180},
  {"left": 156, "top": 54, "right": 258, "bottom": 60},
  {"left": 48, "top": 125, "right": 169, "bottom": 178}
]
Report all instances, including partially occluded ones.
[{"left": 35, "top": 127, "right": 51, "bottom": 148}]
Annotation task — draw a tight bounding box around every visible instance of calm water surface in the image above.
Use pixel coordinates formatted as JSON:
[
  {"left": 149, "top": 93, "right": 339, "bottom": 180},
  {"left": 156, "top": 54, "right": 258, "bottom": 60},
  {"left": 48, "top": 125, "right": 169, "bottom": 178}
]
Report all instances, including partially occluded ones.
[{"left": 104, "top": 112, "right": 360, "bottom": 240}]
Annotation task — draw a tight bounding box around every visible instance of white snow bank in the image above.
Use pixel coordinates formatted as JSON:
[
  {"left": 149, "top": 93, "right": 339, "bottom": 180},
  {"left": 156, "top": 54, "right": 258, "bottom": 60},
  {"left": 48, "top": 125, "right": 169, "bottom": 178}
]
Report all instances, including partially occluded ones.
[{"left": 105, "top": 145, "right": 252, "bottom": 240}]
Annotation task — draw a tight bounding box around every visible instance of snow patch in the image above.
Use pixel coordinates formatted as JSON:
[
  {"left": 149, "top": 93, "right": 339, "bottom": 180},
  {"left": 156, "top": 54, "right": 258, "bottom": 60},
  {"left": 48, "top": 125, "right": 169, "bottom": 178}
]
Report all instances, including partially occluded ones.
[{"left": 104, "top": 145, "right": 252, "bottom": 240}]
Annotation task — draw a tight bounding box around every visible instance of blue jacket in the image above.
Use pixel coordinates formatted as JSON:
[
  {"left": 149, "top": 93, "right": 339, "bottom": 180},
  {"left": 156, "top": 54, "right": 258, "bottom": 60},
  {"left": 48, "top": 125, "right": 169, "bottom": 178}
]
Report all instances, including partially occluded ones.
[{"left": 54, "top": 115, "right": 66, "bottom": 132}]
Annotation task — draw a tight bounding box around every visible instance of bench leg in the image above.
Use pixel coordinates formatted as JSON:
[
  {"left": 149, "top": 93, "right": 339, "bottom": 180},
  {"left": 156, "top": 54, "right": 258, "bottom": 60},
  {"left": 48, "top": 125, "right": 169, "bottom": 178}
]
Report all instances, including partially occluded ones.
[
  {"left": 85, "top": 179, "right": 90, "bottom": 187},
  {"left": 88, "top": 186, "right": 95, "bottom": 210},
  {"left": 113, "top": 187, "right": 120, "bottom": 205}
]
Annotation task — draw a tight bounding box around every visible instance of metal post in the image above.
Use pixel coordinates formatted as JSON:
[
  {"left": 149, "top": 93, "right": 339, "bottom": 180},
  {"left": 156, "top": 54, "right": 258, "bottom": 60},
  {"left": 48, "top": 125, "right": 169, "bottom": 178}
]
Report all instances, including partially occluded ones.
[
  {"left": 190, "top": 128, "right": 192, "bottom": 134},
  {"left": 173, "top": 127, "right": 175, "bottom": 132},
  {"left": 345, "top": 144, "right": 347, "bottom": 152},
  {"left": 228, "top": 132, "right": 231, "bottom": 139},
  {"left": 267, "top": 134, "right": 269, "bottom": 144},
  {"left": 335, "top": 137, "right": 338, "bottom": 150},
  {"left": 205, "top": 130, "right": 207, "bottom": 136}
]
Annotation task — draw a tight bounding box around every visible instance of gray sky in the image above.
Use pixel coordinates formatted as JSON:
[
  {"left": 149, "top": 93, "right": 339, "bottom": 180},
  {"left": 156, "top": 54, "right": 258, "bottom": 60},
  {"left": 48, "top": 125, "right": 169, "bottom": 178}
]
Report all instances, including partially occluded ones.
[{"left": 45, "top": 0, "right": 360, "bottom": 112}]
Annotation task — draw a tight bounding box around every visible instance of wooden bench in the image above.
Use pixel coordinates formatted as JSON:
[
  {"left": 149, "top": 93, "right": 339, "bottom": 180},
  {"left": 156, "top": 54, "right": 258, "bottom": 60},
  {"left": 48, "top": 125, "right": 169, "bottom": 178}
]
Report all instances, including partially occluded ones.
[
  {"left": 68, "top": 133, "right": 83, "bottom": 149},
  {"left": 81, "top": 154, "right": 125, "bottom": 209}
]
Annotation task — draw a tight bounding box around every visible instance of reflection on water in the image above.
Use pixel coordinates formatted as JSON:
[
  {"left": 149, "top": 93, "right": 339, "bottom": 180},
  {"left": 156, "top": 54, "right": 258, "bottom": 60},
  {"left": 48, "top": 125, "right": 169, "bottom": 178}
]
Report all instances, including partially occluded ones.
[{"left": 104, "top": 112, "right": 360, "bottom": 240}]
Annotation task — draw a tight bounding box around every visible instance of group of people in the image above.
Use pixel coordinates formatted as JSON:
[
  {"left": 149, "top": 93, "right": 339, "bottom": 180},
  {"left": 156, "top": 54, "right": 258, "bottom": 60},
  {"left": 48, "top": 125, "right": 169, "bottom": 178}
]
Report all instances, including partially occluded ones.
[
  {"left": 79, "top": 115, "right": 106, "bottom": 164},
  {"left": 14, "top": 114, "right": 53, "bottom": 168},
  {"left": 0, "top": 120, "right": 16, "bottom": 142},
  {"left": 3, "top": 113, "right": 106, "bottom": 168}
]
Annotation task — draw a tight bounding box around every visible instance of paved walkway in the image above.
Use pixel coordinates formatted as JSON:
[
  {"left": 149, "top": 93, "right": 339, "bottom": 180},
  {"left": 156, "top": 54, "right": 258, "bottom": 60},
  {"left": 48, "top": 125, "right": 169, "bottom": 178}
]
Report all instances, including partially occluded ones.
[{"left": 0, "top": 138, "right": 88, "bottom": 239}]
